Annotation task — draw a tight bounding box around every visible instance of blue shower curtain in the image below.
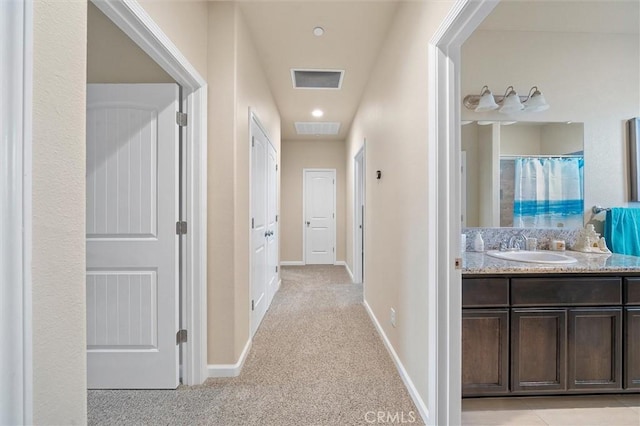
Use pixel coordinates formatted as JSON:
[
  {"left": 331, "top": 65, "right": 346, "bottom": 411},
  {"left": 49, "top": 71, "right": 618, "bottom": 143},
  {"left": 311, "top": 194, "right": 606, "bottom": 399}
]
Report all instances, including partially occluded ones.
[{"left": 513, "top": 157, "right": 584, "bottom": 228}]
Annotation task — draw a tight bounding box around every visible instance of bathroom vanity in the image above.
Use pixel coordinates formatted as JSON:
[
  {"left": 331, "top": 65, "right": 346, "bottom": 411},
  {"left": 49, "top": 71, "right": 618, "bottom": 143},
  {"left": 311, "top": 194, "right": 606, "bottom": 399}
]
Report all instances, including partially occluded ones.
[{"left": 462, "top": 251, "right": 640, "bottom": 397}]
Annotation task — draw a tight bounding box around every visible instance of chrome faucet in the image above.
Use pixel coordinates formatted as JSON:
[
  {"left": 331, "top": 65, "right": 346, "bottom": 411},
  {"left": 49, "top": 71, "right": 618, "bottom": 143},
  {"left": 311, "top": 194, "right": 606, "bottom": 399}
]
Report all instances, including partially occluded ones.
[{"left": 508, "top": 233, "right": 527, "bottom": 251}]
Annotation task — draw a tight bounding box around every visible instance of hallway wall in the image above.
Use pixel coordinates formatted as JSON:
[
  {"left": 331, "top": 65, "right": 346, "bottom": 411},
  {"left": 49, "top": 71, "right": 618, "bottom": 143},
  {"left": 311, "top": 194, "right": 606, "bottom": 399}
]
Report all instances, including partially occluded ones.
[
  {"left": 280, "top": 140, "right": 346, "bottom": 264},
  {"left": 345, "top": 0, "right": 455, "bottom": 416},
  {"left": 32, "top": 0, "right": 87, "bottom": 422},
  {"left": 139, "top": 0, "right": 208, "bottom": 80},
  {"left": 207, "top": 2, "right": 281, "bottom": 364}
]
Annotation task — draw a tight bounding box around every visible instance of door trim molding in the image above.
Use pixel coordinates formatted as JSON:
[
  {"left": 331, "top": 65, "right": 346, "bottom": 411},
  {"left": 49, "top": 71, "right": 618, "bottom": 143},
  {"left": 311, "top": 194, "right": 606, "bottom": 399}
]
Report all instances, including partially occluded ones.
[
  {"left": 1, "top": 1, "right": 33, "bottom": 422},
  {"left": 353, "top": 144, "right": 366, "bottom": 284},
  {"left": 90, "top": 0, "right": 208, "bottom": 385},
  {"left": 427, "top": 0, "right": 499, "bottom": 424},
  {"left": 302, "top": 168, "right": 337, "bottom": 265}
]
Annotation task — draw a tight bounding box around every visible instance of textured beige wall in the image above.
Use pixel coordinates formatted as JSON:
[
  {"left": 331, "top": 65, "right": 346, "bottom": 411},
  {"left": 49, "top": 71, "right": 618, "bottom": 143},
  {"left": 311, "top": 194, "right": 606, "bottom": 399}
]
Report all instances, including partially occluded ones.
[
  {"left": 345, "top": 0, "right": 455, "bottom": 408},
  {"left": 281, "top": 140, "right": 346, "bottom": 263},
  {"left": 462, "top": 30, "right": 640, "bottom": 223},
  {"left": 207, "top": 0, "right": 236, "bottom": 365},
  {"left": 87, "top": 2, "right": 173, "bottom": 83},
  {"left": 234, "top": 6, "right": 281, "bottom": 359},
  {"left": 32, "top": 0, "right": 87, "bottom": 422},
  {"left": 139, "top": 0, "right": 208, "bottom": 79},
  {"left": 207, "top": 2, "right": 280, "bottom": 364}
]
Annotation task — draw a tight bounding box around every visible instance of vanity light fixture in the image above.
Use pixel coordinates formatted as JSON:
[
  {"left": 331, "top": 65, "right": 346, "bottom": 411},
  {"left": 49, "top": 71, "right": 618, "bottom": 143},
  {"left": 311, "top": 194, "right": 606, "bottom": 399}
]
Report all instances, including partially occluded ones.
[
  {"left": 473, "top": 86, "right": 499, "bottom": 112},
  {"left": 499, "top": 86, "right": 524, "bottom": 114},
  {"left": 463, "top": 85, "right": 549, "bottom": 114},
  {"left": 523, "top": 86, "right": 550, "bottom": 112}
]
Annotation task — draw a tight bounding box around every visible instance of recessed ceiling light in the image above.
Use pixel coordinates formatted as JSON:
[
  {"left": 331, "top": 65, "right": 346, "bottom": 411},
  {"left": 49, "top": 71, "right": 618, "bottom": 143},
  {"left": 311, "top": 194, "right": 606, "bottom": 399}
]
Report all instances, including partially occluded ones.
[
  {"left": 312, "top": 109, "right": 324, "bottom": 118},
  {"left": 313, "top": 26, "right": 325, "bottom": 37}
]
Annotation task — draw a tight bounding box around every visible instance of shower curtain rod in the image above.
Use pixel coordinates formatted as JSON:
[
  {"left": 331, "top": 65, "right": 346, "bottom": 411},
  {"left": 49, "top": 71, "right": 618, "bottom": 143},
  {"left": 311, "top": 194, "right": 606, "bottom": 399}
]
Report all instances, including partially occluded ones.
[{"left": 499, "top": 154, "right": 584, "bottom": 159}]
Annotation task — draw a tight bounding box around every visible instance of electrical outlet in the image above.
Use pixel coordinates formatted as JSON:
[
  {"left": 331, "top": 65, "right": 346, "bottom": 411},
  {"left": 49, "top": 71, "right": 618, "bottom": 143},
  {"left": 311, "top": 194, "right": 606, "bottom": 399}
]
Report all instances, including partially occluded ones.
[{"left": 390, "top": 308, "right": 396, "bottom": 328}]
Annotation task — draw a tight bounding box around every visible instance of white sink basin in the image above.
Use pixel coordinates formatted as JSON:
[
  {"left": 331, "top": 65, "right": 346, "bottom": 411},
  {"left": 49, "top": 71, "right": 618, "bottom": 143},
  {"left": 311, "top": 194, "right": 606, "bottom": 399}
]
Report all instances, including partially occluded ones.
[{"left": 486, "top": 250, "right": 577, "bottom": 264}]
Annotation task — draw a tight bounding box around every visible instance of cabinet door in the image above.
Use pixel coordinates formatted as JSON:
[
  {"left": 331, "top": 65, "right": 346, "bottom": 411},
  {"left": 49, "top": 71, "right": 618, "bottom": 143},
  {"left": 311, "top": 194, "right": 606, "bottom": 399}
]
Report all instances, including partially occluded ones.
[
  {"left": 511, "top": 309, "right": 567, "bottom": 393},
  {"left": 462, "top": 309, "right": 509, "bottom": 396},
  {"left": 625, "top": 308, "right": 640, "bottom": 390},
  {"left": 568, "top": 308, "right": 622, "bottom": 391}
]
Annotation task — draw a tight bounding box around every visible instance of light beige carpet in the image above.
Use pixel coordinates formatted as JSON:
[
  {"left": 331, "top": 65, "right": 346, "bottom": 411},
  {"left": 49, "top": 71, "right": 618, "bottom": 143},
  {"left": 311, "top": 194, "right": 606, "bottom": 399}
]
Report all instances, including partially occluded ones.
[{"left": 88, "top": 265, "right": 422, "bottom": 425}]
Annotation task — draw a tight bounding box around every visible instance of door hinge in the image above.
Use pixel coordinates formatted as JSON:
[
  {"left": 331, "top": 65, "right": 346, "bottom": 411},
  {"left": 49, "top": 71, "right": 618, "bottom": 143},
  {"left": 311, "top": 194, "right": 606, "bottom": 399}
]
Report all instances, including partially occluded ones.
[
  {"left": 251, "top": 218, "right": 255, "bottom": 229},
  {"left": 276, "top": 164, "right": 278, "bottom": 171},
  {"left": 176, "top": 221, "right": 187, "bottom": 235},
  {"left": 275, "top": 265, "right": 278, "bottom": 273},
  {"left": 252, "top": 137, "right": 255, "bottom": 147},
  {"left": 176, "top": 112, "right": 188, "bottom": 127},
  {"left": 251, "top": 299, "right": 255, "bottom": 311},
  {"left": 275, "top": 215, "right": 278, "bottom": 222},
  {"left": 176, "top": 329, "right": 188, "bottom": 345},
  {"left": 333, "top": 247, "right": 335, "bottom": 253},
  {"left": 455, "top": 257, "right": 462, "bottom": 270}
]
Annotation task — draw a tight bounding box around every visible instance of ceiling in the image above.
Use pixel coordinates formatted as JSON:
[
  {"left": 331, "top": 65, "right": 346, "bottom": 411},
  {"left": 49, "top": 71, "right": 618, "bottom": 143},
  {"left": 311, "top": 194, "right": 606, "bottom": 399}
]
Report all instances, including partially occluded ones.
[
  {"left": 238, "top": 1, "right": 637, "bottom": 142},
  {"left": 239, "top": 1, "right": 399, "bottom": 141}
]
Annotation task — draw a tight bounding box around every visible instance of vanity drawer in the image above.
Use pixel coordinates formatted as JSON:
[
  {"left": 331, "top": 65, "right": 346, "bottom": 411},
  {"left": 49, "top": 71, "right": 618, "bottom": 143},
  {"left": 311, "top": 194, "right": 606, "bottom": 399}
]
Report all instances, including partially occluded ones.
[
  {"left": 625, "top": 278, "right": 640, "bottom": 305},
  {"left": 511, "top": 277, "right": 622, "bottom": 307},
  {"left": 463, "top": 278, "right": 509, "bottom": 307}
]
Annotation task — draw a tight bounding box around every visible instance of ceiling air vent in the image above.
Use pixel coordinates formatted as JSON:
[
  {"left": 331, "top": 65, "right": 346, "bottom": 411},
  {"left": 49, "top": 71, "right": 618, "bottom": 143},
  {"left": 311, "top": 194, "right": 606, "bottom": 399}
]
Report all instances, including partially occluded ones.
[
  {"left": 291, "top": 69, "right": 344, "bottom": 89},
  {"left": 295, "top": 122, "right": 341, "bottom": 136}
]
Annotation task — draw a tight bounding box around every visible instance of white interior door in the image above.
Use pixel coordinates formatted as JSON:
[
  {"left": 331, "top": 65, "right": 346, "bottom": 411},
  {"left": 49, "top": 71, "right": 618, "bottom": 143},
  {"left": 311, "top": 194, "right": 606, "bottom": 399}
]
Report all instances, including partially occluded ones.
[
  {"left": 86, "top": 83, "right": 180, "bottom": 389},
  {"left": 266, "top": 142, "right": 279, "bottom": 305},
  {"left": 250, "top": 118, "right": 268, "bottom": 336},
  {"left": 304, "top": 169, "right": 336, "bottom": 265}
]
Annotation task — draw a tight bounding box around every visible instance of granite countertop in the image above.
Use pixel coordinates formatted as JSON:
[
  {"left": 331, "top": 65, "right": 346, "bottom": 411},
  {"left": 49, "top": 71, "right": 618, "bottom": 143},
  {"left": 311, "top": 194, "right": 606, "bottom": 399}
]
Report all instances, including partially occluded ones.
[{"left": 463, "top": 250, "right": 640, "bottom": 275}]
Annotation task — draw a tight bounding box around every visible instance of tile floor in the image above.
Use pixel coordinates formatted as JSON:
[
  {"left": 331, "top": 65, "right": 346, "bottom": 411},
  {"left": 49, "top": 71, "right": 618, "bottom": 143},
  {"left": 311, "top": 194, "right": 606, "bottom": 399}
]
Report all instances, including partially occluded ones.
[{"left": 462, "top": 394, "right": 640, "bottom": 426}]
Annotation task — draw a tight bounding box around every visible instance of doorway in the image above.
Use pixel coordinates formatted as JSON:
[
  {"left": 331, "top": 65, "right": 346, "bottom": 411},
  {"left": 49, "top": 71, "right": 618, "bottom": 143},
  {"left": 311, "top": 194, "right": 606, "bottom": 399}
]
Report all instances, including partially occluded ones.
[
  {"left": 303, "top": 169, "right": 337, "bottom": 265},
  {"left": 428, "top": 0, "right": 500, "bottom": 423},
  {"left": 88, "top": 0, "right": 208, "bottom": 386},
  {"left": 353, "top": 145, "right": 365, "bottom": 283}
]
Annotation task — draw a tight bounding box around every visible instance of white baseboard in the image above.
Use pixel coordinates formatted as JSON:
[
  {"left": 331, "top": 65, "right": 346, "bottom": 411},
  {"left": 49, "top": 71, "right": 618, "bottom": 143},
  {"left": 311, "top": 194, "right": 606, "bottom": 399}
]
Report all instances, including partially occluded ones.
[
  {"left": 207, "top": 338, "right": 252, "bottom": 378},
  {"left": 337, "top": 261, "right": 354, "bottom": 282},
  {"left": 363, "top": 300, "right": 429, "bottom": 424},
  {"left": 280, "top": 261, "right": 304, "bottom": 266}
]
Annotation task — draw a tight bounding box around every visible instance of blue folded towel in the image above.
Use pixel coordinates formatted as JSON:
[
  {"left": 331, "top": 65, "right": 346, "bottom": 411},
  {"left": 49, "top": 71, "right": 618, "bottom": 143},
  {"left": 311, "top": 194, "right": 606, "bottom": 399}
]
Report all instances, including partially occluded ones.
[{"left": 604, "top": 208, "right": 640, "bottom": 256}]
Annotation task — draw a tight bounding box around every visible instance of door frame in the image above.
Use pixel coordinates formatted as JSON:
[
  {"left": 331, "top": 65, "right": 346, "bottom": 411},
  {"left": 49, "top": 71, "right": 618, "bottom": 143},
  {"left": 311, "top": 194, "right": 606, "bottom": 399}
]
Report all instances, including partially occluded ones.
[
  {"left": 91, "top": 0, "right": 208, "bottom": 386},
  {"left": 353, "top": 144, "right": 365, "bottom": 284},
  {"left": 427, "top": 0, "right": 499, "bottom": 424},
  {"left": 1, "top": 0, "right": 33, "bottom": 422},
  {"left": 302, "top": 168, "right": 337, "bottom": 265}
]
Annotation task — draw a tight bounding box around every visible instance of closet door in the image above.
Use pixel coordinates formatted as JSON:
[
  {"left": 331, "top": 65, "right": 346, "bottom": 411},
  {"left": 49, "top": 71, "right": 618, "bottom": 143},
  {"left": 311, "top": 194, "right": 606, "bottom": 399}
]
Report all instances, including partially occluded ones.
[
  {"left": 266, "top": 142, "right": 279, "bottom": 305},
  {"left": 250, "top": 114, "right": 278, "bottom": 336}
]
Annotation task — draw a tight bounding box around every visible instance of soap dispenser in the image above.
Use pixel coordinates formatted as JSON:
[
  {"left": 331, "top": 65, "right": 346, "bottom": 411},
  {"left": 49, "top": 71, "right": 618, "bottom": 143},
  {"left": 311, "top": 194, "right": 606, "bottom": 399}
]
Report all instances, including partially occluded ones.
[{"left": 473, "top": 232, "right": 485, "bottom": 252}]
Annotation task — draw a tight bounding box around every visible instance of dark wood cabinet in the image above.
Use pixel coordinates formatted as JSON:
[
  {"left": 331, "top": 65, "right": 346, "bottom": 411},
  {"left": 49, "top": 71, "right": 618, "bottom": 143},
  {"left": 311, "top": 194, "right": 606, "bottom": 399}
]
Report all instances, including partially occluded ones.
[
  {"left": 626, "top": 308, "right": 640, "bottom": 390},
  {"left": 568, "top": 308, "right": 622, "bottom": 390},
  {"left": 462, "top": 309, "right": 509, "bottom": 396},
  {"left": 462, "top": 275, "right": 640, "bottom": 397},
  {"left": 511, "top": 309, "right": 567, "bottom": 393}
]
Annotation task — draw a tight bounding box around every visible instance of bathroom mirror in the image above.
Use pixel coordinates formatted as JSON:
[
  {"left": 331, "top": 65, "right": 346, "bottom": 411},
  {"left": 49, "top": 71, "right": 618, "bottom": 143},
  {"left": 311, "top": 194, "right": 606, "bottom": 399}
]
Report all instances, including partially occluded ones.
[{"left": 461, "top": 121, "right": 585, "bottom": 229}]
